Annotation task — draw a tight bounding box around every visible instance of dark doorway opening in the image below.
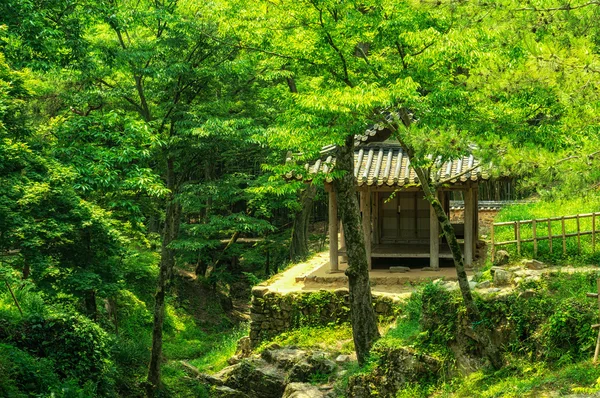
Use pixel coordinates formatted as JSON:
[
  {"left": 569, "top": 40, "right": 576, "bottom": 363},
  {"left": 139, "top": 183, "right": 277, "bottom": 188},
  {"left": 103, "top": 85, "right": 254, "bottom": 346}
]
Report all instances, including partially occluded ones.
[{"left": 371, "top": 257, "right": 455, "bottom": 270}]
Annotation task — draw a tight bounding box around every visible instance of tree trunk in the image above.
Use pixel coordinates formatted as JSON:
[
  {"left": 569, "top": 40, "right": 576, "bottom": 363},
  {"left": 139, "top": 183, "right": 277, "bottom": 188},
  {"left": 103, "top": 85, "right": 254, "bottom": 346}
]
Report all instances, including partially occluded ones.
[
  {"left": 333, "top": 134, "right": 380, "bottom": 365},
  {"left": 85, "top": 290, "right": 97, "bottom": 321},
  {"left": 147, "top": 157, "right": 181, "bottom": 396},
  {"left": 412, "top": 165, "right": 502, "bottom": 369},
  {"left": 290, "top": 183, "right": 317, "bottom": 261}
]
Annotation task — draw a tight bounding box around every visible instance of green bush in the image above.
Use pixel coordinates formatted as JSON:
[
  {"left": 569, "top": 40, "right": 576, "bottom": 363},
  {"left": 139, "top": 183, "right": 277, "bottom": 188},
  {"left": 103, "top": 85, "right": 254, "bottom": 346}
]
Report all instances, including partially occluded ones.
[
  {"left": 0, "top": 343, "right": 59, "bottom": 397},
  {"left": 536, "top": 297, "right": 596, "bottom": 362},
  {"left": 11, "top": 312, "right": 114, "bottom": 393}
]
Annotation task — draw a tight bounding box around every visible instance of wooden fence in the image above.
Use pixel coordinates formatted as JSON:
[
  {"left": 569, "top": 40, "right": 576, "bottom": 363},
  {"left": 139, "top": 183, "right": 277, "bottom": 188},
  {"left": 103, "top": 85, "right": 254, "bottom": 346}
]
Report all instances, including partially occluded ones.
[{"left": 491, "top": 212, "right": 600, "bottom": 261}]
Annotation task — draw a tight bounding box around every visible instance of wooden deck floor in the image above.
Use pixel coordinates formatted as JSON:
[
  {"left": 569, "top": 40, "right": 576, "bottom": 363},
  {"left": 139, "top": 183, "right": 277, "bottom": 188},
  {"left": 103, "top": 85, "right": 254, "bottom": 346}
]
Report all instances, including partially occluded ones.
[{"left": 371, "top": 243, "right": 464, "bottom": 259}]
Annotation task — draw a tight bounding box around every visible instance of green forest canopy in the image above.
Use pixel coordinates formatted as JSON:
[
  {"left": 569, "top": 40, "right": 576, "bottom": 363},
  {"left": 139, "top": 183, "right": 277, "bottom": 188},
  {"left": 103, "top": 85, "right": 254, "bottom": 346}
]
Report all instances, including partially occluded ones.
[{"left": 0, "top": 0, "right": 599, "bottom": 395}]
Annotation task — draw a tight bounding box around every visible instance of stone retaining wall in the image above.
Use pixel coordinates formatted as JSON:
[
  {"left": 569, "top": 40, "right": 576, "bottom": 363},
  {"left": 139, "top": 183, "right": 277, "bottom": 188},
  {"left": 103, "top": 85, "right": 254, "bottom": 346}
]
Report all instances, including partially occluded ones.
[{"left": 249, "top": 287, "right": 401, "bottom": 347}]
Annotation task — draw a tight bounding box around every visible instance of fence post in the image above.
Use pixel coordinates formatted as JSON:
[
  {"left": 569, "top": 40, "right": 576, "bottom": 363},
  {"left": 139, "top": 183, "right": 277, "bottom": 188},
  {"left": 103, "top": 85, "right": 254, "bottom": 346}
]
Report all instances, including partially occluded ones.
[
  {"left": 577, "top": 215, "right": 581, "bottom": 255},
  {"left": 533, "top": 219, "right": 537, "bottom": 257},
  {"left": 516, "top": 221, "right": 521, "bottom": 256},
  {"left": 548, "top": 218, "right": 553, "bottom": 254},
  {"left": 562, "top": 217, "right": 566, "bottom": 255},
  {"left": 594, "top": 278, "right": 600, "bottom": 363},
  {"left": 594, "top": 213, "right": 597, "bottom": 253}
]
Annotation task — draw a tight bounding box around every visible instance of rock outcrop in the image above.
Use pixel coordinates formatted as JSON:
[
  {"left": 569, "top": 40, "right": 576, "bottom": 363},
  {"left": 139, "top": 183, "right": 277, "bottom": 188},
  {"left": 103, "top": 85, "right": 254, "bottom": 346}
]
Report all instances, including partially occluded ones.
[{"left": 200, "top": 347, "right": 340, "bottom": 398}]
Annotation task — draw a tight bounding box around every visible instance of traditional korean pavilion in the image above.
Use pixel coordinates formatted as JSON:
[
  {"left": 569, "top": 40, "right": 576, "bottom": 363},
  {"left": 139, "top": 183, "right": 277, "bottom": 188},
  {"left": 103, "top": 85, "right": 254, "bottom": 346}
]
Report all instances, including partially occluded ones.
[{"left": 289, "top": 127, "right": 488, "bottom": 271}]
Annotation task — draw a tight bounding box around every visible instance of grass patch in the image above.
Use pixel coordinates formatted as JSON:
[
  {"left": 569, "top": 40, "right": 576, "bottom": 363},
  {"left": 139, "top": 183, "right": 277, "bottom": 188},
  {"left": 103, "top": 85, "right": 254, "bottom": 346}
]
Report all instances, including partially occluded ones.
[
  {"left": 188, "top": 323, "right": 249, "bottom": 374},
  {"left": 433, "top": 358, "right": 600, "bottom": 397},
  {"left": 256, "top": 325, "right": 354, "bottom": 354}
]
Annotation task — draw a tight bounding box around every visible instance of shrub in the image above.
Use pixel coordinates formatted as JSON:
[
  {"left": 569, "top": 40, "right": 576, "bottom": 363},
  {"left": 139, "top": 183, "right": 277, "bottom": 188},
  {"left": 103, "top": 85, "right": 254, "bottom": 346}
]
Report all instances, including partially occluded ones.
[
  {"left": 12, "top": 312, "right": 114, "bottom": 392},
  {"left": 0, "top": 343, "right": 59, "bottom": 397},
  {"left": 535, "top": 297, "right": 596, "bottom": 362}
]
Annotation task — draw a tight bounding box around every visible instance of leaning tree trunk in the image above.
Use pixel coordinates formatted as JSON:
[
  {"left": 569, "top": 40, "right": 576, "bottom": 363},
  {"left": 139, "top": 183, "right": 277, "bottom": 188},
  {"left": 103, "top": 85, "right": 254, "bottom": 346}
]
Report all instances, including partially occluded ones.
[
  {"left": 290, "top": 183, "right": 317, "bottom": 261},
  {"left": 147, "top": 157, "right": 181, "bottom": 396},
  {"left": 333, "top": 134, "right": 380, "bottom": 365},
  {"left": 411, "top": 164, "right": 502, "bottom": 369}
]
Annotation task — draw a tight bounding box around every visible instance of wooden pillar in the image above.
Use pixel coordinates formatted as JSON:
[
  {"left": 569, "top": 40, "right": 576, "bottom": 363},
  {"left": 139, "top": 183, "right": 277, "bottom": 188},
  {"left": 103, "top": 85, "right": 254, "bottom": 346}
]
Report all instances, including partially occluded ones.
[
  {"left": 361, "top": 190, "right": 372, "bottom": 270},
  {"left": 473, "top": 183, "right": 479, "bottom": 255},
  {"left": 373, "top": 192, "right": 379, "bottom": 245},
  {"left": 329, "top": 190, "right": 339, "bottom": 272},
  {"left": 464, "top": 186, "right": 474, "bottom": 267},
  {"left": 430, "top": 190, "right": 440, "bottom": 269},
  {"left": 339, "top": 220, "right": 347, "bottom": 262}
]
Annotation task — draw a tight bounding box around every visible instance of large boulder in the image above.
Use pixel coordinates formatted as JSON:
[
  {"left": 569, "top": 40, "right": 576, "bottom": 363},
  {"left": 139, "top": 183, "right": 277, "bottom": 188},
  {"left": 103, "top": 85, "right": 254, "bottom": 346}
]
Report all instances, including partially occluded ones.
[
  {"left": 492, "top": 268, "right": 512, "bottom": 286},
  {"left": 493, "top": 250, "right": 510, "bottom": 266},
  {"left": 216, "top": 359, "right": 286, "bottom": 398},
  {"left": 347, "top": 347, "right": 440, "bottom": 397},
  {"left": 282, "top": 382, "right": 325, "bottom": 398}
]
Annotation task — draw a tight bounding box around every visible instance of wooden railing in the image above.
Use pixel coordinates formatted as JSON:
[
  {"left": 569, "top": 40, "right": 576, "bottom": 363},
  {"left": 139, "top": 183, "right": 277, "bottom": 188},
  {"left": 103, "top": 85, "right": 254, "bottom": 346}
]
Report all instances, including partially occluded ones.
[{"left": 491, "top": 212, "right": 600, "bottom": 261}]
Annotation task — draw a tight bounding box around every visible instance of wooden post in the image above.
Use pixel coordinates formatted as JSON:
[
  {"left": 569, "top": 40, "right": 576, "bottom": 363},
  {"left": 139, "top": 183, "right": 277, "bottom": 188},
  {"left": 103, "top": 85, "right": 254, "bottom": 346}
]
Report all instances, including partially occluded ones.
[
  {"left": 594, "top": 278, "right": 600, "bottom": 363},
  {"left": 473, "top": 184, "right": 479, "bottom": 256},
  {"left": 362, "top": 191, "right": 372, "bottom": 270},
  {"left": 594, "top": 213, "right": 597, "bottom": 253},
  {"left": 464, "top": 187, "right": 474, "bottom": 267},
  {"left": 373, "top": 192, "right": 379, "bottom": 245},
  {"left": 339, "top": 220, "right": 347, "bottom": 262},
  {"left": 328, "top": 190, "right": 339, "bottom": 272},
  {"left": 516, "top": 221, "right": 521, "bottom": 256},
  {"left": 562, "top": 217, "right": 566, "bottom": 255},
  {"left": 491, "top": 223, "right": 495, "bottom": 263},
  {"left": 577, "top": 215, "right": 581, "bottom": 255},
  {"left": 430, "top": 191, "right": 440, "bottom": 270},
  {"left": 533, "top": 219, "right": 537, "bottom": 257},
  {"left": 548, "top": 218, "right": 553, "bottom": 254}
]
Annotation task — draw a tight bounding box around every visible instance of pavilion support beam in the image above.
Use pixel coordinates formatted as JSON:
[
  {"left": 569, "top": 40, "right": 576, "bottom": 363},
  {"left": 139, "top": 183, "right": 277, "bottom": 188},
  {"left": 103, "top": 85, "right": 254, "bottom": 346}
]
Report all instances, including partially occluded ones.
[
  {"left": 339, "top": 220, "right": 347, "bottom": 262},
  {"left": 361, "top": 191, "right": 372, "bottom": 270},
  {"left": 430, "top": 191, "right": 440, "bottom": 269},
  {"left": 329, "top": 190, "right": 339, "bottom": 272},
  {"left": 464, "top": 186, "right": 474, "bottom": 267},
  {"left": 473, "top": 183, "right": 479, "bottom": 255}
]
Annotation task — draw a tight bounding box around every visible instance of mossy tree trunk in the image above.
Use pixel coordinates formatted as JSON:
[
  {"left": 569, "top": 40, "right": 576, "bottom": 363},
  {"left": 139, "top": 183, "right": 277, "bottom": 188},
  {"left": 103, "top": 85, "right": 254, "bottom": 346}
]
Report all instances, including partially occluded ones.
[
  {"left": 147, "top": 156, "right": 181, "bottom": 396},
  {"left": 404, "top": 145, "right": 502, "bottom": 370},
  {"left": 290, "top": 183, "right": 316, "bottom": 261},
  {"left": 333, "top": 134, "right": 380, "bottom": 365}
]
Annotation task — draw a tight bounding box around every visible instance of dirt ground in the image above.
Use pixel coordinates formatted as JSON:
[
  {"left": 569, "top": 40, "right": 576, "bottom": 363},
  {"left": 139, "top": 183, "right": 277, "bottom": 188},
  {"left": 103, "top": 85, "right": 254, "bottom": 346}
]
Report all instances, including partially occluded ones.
[{"left": 263, "top": 251, "right": 474, "bottom": 298}]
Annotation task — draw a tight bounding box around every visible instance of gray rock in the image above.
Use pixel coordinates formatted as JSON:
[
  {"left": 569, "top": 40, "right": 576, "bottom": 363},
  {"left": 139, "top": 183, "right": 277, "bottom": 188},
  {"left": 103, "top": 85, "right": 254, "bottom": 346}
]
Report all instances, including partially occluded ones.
[
  {"left": 211, "top": 385, "right": 251, "bottom": 398},
  {"left": 261, "top": 348, "right": 308, "bottom": 369},
  {"left": 282, "top": 382, "right": 325, "bottom": 398},
  {"left": 518, "top": 289, "right": 537, "bottom": 299},
  {"left": 347, "top": 347, "right": 440, "bottom": 398},
  {"left": 442, "top": 281, "right": 459, "bottom": 291},
  {"left": 252, "top": 286, "right": 269, "bottom": 298},
  {"left": 335, "top": 354, "right": 351, "bottom": 364},
  {"left": 389, "top": 266, "right": 410, "bottom": 273},
  {"left": 469, "top": 281, "right": 477, "bottom": 290},
  {"left": 494, "top": 250, "right": 510, "bottom": 266},
  {"left": 476, "top": 280, "right": 491, "bottom": 289},
  {"left": 287, "top": 352, "right": 336, "bottom": 383},
  {"left": 523, "top": 259, "right": 546, "bottom": 270},
  {"left": 493, "top": 269, "right": 512, "bottom": 286},
  {"left": 217, "top": 359, "right": 286, "bottom": 398}
]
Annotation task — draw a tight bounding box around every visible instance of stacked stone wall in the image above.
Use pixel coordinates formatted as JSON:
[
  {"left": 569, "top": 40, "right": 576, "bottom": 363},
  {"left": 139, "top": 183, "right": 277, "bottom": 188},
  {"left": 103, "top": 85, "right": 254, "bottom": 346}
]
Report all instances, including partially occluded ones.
[{"left": 249, "top": 287, "right": 401, "bottom": 347}]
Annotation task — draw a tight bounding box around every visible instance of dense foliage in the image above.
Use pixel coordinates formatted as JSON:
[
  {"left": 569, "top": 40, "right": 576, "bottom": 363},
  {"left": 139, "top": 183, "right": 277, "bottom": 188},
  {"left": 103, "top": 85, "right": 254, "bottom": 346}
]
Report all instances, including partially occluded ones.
[{"left": 0, "top": 0, "right": 599, "bottom": 396}]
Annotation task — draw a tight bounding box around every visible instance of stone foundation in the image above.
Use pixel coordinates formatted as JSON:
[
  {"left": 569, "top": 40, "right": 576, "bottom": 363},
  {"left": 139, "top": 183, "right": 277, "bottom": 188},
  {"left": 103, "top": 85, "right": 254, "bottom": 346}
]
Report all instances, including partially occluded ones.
[{"left": 249, "top": 287, "right": 400, "bottom": 347}]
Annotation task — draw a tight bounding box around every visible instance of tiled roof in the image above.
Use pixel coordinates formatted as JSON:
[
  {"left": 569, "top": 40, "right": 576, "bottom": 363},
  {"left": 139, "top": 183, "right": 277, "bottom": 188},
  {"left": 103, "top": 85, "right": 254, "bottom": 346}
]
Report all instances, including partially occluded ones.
[{"left": 288, "top": 143, "right": 488, "bottom": 186}]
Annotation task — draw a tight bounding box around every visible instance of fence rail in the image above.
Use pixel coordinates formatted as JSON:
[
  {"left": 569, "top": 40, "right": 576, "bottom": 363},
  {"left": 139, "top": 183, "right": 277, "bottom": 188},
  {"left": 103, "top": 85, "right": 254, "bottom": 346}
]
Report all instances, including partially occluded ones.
[{"left": 491, "top": 212, "right": 600, "bottom": 261}]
